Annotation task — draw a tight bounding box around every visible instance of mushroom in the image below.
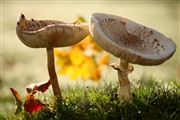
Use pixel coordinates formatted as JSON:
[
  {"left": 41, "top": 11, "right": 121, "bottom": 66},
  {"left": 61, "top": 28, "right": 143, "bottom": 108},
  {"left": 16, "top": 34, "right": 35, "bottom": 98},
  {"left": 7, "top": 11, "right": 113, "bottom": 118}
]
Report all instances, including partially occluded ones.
[
  {"left": 89, "top": 13, "right": 176, "bottom": 102},
  {"left": 16, "top": 14, "right": 89, "bottom": 98}
]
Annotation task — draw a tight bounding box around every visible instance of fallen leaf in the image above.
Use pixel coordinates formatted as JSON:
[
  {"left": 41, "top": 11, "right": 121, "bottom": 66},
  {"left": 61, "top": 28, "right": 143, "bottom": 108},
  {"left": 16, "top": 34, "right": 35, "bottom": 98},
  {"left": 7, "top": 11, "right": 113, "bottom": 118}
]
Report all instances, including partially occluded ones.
[
  {"left": 10, "top": 88, "right": 23, "bottom": 114},
  {"left": 24, "top": 92, "right": 45, "bottom": 113},
  {"left": 33, "top": 80, "right": 51, "bottom": 93},
  {"left": 10, "top": 88, "right": 22, "bottom": 101},
  {"left": 26, "top": 80, "right": 51, "bottom": 93}
]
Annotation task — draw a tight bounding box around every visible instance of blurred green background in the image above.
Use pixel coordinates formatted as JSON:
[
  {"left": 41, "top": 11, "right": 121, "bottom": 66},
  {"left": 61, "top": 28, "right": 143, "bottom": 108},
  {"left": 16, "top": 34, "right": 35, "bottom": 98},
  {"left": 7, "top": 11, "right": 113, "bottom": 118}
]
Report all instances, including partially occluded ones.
[{"left": 0, "top": 0, "right": 179, "bottom": 117}]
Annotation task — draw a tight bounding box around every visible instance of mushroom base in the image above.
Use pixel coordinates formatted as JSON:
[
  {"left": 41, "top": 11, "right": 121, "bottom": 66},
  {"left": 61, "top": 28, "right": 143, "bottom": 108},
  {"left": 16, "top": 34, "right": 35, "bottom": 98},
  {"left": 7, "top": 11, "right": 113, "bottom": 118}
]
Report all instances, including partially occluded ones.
[{"left": 111, "top": 60, "right": 134, "bottom": 102}]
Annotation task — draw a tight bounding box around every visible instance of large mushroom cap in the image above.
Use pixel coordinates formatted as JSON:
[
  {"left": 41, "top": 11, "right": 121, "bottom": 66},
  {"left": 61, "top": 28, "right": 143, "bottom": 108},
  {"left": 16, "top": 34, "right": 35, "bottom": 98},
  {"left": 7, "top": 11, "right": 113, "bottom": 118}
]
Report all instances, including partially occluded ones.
[
  {"left": 89, "top": 13, "right": 176, "bottom": 65},
  {"left": 16, "top": 14, "right": 89, "bottom": 48}
]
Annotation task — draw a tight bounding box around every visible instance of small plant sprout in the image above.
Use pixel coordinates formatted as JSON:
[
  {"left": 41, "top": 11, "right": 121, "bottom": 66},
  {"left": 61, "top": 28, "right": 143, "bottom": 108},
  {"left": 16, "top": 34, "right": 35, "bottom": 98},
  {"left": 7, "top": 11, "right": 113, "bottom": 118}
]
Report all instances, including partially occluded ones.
[
  {"left": 89, "top": 13, "right": 176, "bottom": 102},
  {"left": 16, "top": 14, "right": 89, "bottom": 99}
]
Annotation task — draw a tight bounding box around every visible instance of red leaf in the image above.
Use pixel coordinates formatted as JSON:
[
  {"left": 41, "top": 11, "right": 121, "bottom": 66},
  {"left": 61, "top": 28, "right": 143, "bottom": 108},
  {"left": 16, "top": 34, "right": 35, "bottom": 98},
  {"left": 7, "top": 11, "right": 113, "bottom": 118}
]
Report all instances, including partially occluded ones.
[
  {"left": 24, "top": 93, "right": 45, "bottom": 113},
  {"left": 26, "top": 80, "right": 51, "bottom": 93}
]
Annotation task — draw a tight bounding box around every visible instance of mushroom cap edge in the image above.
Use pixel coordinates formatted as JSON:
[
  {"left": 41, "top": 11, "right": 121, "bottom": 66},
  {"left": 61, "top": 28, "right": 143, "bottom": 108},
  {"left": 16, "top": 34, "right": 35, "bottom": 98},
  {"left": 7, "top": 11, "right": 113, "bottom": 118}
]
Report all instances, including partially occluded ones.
[{"left": 89, "top": 13, "right": 176, "bottom": 65}]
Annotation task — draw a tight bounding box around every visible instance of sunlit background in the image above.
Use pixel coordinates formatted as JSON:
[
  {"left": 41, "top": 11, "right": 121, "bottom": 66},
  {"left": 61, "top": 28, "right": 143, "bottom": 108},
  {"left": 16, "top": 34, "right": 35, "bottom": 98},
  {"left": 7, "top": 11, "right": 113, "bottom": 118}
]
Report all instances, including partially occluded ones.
[{"left": 0, "top": 0, "right": 179, "bottom": 116}]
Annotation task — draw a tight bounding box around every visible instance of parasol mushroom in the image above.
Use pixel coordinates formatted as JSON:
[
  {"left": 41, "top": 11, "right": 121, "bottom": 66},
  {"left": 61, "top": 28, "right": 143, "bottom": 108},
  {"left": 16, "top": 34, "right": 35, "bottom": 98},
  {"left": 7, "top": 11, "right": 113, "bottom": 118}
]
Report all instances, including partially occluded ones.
[
  {"left": 89, "top": 13, "right": 176, "bottom": 102},
  {"left": 16, "top": 14, "right": 89, "bottom": 98}
]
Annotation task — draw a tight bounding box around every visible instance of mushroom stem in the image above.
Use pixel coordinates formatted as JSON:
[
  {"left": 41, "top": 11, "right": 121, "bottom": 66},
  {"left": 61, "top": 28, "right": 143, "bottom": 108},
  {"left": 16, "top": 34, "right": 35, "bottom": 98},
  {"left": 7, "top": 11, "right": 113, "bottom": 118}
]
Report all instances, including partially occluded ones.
[
  {"left": 46, "top": 47, "right": 62, "bottom": 99},
  {"left": 111, "top": 59, "right": 134, "bottom": 102}
]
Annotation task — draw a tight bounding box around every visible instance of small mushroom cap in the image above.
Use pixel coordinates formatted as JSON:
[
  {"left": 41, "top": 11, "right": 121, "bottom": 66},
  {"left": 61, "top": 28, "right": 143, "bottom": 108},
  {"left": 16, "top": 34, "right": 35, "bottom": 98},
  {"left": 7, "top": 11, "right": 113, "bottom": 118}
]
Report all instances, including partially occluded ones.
[
  {"left": 89, "top": 13, "right": 176, "bottom": 65},
  {"left": 16, "top": 14, "right": 89, "bottom": 48}
]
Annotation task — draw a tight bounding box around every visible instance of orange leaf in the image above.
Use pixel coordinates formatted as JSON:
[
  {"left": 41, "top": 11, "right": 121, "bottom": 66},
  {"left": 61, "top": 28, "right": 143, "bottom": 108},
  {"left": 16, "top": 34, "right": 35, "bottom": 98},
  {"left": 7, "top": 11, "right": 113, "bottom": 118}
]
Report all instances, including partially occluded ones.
[
  {"left": 10, "top": 88, "right": 23, "bottom": 114},
  {"left": 24, "top": 93, "right": 45, "bottom": 113},
  {"left": 10, "top": 88, "right": 22, "bottom": 101},
  {"left": 26, "top": 80, "right": 51, "bottom": 93}
]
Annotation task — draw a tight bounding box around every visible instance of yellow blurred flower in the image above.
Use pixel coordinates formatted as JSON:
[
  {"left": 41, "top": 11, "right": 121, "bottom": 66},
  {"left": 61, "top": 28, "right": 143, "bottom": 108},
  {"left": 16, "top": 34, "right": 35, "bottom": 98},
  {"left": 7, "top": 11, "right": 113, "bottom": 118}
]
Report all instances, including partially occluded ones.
[
  {"left": 54, "top": 49, "right": 70, "bottom": 66},
  {"left": 78, "top": 35, "right": 102, "bottom": 54},
  {"left": 81, "top": 57, "right": 100, "bottom": 80},
  {"left": 98, "top": 53, "right": 110, "bottom": 65},
  {"left": 69, "top": 46, "right": 85, "bottom": 66},
  {"left": 55, "top": 16, "right": 110, "bottom": 81},
  {"left": 66, "top": 65, "right": 79, "bottom": 80}
]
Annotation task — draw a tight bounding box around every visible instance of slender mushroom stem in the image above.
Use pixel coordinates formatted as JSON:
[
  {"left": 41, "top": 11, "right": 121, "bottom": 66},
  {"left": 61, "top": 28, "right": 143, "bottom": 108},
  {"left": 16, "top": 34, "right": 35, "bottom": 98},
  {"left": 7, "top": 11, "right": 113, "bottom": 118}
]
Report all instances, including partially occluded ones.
[
  {"left": 111, "top": 59, "right": 134, "bottom": 102},
  {"left": 46, "top": 47, "right": 62, "bottom": 99}
]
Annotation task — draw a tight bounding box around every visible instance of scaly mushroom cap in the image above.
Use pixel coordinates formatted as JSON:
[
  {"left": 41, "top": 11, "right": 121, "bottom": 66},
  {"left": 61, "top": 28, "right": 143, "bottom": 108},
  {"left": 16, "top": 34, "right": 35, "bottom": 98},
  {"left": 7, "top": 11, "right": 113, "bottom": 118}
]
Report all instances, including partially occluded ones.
[
  {"left": 16, "top": 14, "right": 89, "bottom": 48},
  {"left": 89, "top": 13, "right": 176, "bottom": 65}
]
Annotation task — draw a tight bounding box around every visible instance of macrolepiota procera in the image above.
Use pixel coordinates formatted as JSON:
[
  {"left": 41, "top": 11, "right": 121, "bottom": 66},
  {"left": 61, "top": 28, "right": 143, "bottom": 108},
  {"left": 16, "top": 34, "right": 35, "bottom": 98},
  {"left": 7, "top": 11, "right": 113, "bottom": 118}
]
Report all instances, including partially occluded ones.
[
  {"left": 89, "top": 13, "right": 176, "bottom": 102},
  {"left": 16, "top": 14, "right": 89, "bottom": 99}
]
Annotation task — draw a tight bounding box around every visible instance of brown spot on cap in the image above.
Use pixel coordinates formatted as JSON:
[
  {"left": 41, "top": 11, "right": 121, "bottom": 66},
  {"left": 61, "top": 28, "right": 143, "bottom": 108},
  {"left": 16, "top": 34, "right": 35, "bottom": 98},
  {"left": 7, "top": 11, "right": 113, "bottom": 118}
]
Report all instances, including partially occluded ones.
[
  {"left": 150, "top": 30, "right": 153, "bottom": 34},
  {"left": 154, "top": 38, "right": 158, "bottom": 42},
  {"left": 122, "top": 21, "right": 126, "bottom": 25},
  {"left": 32, "top": 24, "right": 36, "bottom": 27},
  {"left": 21, "top": 14, "right": 25, "bottom": 19},
  {"left": 39, "top": 20, "right": 47, "bottom": 26},
  {"left": 36, "top": 23, "right": 40, "bottom": 27}
]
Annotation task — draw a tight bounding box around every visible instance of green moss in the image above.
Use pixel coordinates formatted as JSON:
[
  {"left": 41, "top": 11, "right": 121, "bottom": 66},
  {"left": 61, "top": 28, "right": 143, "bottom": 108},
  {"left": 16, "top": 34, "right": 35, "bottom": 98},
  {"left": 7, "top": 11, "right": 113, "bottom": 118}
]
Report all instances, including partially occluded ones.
[{"left": 2, "top": 78, "right": 180, "bottom": 120}]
